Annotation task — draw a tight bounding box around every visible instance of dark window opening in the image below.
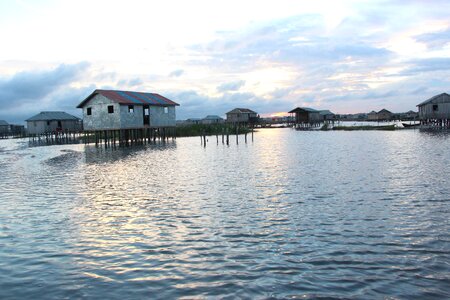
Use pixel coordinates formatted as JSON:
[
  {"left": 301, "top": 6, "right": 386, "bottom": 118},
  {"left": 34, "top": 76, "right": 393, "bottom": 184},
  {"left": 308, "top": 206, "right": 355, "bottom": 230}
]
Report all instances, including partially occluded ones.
[
  {"left": 57, "top": 121, "right": 62, "bottom": 128},
  {"left": 143, "top": 106, "right": 150, "bottom": 125},
  {"left": 87, "top": 107, "right": 92, "bottom": 115},
  {"left": 47, "top": 121, "right": 50, "bottom": 126},
  {"left": 108, "top": 105, "right": 114, "bottom": 114},
  {"left": 128, "top": 105, "right": 134, "bottom": 113},
  {"left": 433, "top": 104, "right": 438, "bottom": 111}
]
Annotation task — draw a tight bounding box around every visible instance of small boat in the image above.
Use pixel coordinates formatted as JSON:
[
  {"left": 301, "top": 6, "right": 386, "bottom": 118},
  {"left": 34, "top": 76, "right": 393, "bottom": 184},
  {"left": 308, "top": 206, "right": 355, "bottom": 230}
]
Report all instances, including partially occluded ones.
[{"left": 402, "top": 122, "right": 420, "bottom": 128}]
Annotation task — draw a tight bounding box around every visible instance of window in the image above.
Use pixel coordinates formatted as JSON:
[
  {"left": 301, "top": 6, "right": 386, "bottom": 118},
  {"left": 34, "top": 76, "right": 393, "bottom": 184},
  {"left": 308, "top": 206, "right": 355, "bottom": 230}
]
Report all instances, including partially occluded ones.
[
  {"left": 47, "top": 121, "right": 50, "bottom": 126},
  {"left": 87, "top": 107, "right": 92, "bottom": 115},
  {"left": 164, "top": 107, "right": 168, "bottom": 114},
  {"left": 433, "top": 104, "right": 438, "bottom": 111},
  {"left": 108, "top": 105, "right": 114, "bottom": 114},
  {"left": 128, "top": 105, "right": 134, "bottom": 113}
]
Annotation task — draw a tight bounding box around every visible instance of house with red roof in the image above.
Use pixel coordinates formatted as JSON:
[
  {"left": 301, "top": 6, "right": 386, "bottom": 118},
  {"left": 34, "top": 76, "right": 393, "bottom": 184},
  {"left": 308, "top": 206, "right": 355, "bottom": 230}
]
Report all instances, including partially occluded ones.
[{"left": 77, "top": 89, "right": 180, "bottom": 131}]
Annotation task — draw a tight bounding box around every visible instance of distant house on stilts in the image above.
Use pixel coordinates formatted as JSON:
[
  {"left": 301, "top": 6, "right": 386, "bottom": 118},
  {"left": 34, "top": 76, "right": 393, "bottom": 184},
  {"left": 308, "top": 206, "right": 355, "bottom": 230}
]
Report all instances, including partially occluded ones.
[
  {"left": 417, "top": 93, "right": 450, "bottom": 128},
  {"left": 26, "top": 111, "right": 82, "bottom": 135},
  {"left": 226, "top": 108, "right": 259, "bottom": 125},
  {"left": 288, "top": 107, "right": 322, "bottom": 128}
]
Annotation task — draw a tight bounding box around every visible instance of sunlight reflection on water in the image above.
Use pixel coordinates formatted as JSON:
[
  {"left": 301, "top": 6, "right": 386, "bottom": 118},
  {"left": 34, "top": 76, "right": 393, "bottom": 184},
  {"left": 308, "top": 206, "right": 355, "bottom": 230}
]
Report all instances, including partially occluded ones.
[{"left": 0, "top": 129, "right": 449, "bottom": 299}]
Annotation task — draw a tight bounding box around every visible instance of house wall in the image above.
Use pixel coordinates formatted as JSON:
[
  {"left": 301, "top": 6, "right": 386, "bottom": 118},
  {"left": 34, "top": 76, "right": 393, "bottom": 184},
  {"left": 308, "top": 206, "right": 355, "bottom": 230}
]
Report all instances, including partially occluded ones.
[
  {"left": 419, "top": 102, "right": 450, "bottom": 120},
  {"left": 201, "top": 118, "right": 223, "bottom": 124},
  {"left": 226, "top": 113, "right": 257, "bottom": 123},
  {"left": 82, "top": 94, "right": 122, "bottom": 130},
  {"left": 149, "top": 106, "right": 176, "bottom": 127},
  {"left": 377, "top": 112, "right": 393, "bottom": 121},
  {"left": 81, "top": 94, "right": 177, "bottom": 130},
  {"left": 0, "top": 125, "right": 9, "bottom": 134},
  {"left": 119, "top": 105, "right": 143, "bottom": 128},
  {"left": 27, "top": 120, "right": 81, "bottom": 134},
  {"left": 295, "top": 111, "right": 321, "bottom": 123},
  {"left": 367, "top": 113, "right": 378, "bottom": 121}
]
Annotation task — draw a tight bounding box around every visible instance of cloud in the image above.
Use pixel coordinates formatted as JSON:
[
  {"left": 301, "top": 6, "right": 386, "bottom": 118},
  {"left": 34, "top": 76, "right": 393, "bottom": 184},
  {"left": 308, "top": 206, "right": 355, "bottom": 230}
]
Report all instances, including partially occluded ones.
[
  {"left": 166, "top": 89, "right": 294, "bottom": 120},
  {"left": 117, "top": 77, "right": 143, "bottom": 88},
  {"left": 169, "top": 69, "right": 184, "bottom": 77},
  {"left": 415, "top": 28, "right": 450, "bottom": 49},
  {"left": 217, "top": 80, "right": 245, "bottom": 92},
  {"left": 0, "top": 62, "right": 89, "bottom": 110},
  {"left": 400, "top": 58, "right": 450, "bottom": 76},
  {"left": 0, "top": 62, "right": 91, "bottom": 123}
]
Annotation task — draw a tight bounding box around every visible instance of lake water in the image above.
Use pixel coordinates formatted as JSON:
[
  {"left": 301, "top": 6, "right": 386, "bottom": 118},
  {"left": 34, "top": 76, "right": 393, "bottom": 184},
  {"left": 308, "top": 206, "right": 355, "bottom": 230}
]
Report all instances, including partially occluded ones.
[{"left": 0, "top": 129, "right": 449, "bottom": 299}]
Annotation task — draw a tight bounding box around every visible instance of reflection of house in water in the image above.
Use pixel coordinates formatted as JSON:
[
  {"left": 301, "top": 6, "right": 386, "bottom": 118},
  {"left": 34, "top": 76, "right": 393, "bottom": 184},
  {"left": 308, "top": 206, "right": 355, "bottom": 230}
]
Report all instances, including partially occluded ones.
[
  {"left": 77, "top": 89, "right": 180, "bottom": 131},
  {"left": 26, "top": 111, "right": 82, "bottom": 135},
  {"left": 417, "top": 93, "right": 450, "bottom": 128}
]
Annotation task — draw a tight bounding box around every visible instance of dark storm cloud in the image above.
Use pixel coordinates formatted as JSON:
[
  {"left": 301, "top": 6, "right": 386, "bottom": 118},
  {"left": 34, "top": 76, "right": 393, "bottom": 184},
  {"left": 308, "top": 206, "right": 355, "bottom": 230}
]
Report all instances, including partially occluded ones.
[
  {"left": 0, "top": 62, "right": 90, "bottom": 109},
  {"left": 0, "top": 62, "right": 91, "bottom": 123}
]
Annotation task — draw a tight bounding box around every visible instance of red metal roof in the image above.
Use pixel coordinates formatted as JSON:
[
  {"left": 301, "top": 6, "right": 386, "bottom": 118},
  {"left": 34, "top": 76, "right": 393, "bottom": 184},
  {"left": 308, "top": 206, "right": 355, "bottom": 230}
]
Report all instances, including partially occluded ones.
[{"left": 77, "top": 89, "right": 180, "bottom": 108}]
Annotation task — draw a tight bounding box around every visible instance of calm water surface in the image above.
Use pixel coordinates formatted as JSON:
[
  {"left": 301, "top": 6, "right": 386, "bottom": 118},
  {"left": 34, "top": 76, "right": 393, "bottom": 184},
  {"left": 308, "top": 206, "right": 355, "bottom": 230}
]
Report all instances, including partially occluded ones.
[{"left": 0, "top": 129, "right": 449, "bottom": 299}]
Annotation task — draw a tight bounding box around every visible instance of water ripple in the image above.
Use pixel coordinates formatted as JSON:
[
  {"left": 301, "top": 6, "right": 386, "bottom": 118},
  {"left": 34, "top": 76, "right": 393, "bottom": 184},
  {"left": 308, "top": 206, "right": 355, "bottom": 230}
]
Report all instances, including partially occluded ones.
[{"left": 1, "top": 131, "right": 450, "bottom": 299}]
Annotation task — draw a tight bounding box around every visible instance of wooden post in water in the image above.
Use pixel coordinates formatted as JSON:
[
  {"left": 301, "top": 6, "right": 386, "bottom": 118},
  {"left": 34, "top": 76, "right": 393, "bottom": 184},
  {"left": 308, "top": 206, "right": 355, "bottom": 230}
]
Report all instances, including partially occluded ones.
[{"left": 226, "top": 128, "right": 229, "bottom": 146}]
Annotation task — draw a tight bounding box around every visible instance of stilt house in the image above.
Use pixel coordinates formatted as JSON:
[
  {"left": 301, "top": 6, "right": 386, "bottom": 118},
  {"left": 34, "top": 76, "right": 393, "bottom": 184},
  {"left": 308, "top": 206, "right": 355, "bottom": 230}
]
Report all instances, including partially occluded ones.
[
  {"left": 226, "top": 108, "right": 258, "bottom": 124},
  {"left": 76, "top": 89, "right": 180, "bottom": 131},
  {"left": 26, "top": 112, "right": 82, "bottom": 135},
  {"left": 417, "top": 93, "right": 450, "bottom": 123},
  {"left": 377, "top": 109, "right": 393, "bottom": 121},
  {"left": 288, "top": 107, "right": 321, "bottom": 125},
  {"left": 0, "top": 120, "right": 9, "bottom": 135}
]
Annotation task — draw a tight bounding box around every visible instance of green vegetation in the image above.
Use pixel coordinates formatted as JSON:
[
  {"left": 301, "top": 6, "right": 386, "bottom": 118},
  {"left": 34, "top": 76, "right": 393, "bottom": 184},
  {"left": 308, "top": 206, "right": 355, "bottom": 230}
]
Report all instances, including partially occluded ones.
[
  {"left": 176, "top": 124, "right": 252, "bottom": 137},
  {"left": 332, "top": 125, "right": 396, "bottom": 131},
  {"left": 320, "top": 123, "right": 329, "bottom": 131}
]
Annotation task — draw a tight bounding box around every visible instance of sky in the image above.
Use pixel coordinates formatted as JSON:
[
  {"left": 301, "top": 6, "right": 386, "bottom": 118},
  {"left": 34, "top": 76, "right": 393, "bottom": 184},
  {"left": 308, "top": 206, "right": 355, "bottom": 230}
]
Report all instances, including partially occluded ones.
[{"left": 0, "top": 0, "right": 449, "bottom": 123}]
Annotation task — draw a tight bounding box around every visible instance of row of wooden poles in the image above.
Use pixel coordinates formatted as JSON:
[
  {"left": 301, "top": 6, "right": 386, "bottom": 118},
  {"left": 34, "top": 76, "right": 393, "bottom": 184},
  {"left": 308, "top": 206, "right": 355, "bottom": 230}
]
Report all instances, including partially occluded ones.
[
  {"left": 28, "top": 131, "right": 82, "bottom": 146},
  {"left": 26, "top": 126, "right": 255, "bottom": 147},
  {"left": 200, "top": 126, "right": 254, "bottom": 147},
  {"left": 421, "top": 119, "right": 450, "bottom": 128},
  {"left": 84, "top": 127, "right": 177, "bottom": 148}
]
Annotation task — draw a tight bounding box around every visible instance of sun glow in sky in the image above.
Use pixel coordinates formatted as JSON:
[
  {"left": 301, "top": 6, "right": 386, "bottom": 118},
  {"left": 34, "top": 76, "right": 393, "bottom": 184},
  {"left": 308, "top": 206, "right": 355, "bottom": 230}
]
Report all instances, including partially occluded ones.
[{"left": 0, "top": 0, "right": 449, "bottom": 122}]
